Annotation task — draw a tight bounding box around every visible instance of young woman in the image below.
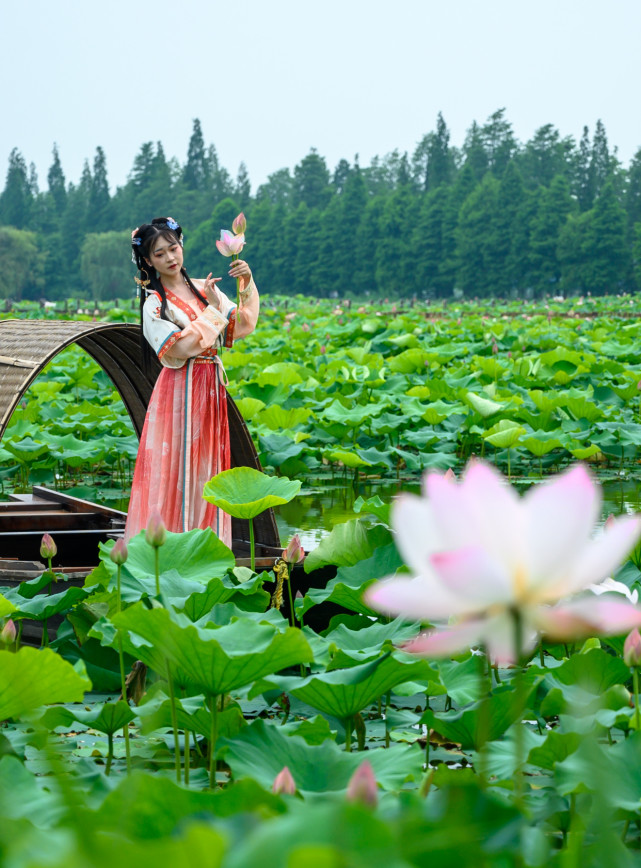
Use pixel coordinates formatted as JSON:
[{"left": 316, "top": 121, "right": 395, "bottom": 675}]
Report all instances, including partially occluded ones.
[{"left": 126, "top": 216, "right": 259, "bottom": 546}]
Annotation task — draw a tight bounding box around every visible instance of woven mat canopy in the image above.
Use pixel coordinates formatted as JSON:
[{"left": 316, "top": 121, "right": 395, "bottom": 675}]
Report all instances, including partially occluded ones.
[{"left": 0, "top": 319, "right": 280, "bottom": 553}]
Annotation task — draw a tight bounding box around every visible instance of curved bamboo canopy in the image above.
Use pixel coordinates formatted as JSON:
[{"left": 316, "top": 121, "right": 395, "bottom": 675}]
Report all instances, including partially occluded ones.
[{"left": 0, "top": 319, "right": 280, "bottom": 554}]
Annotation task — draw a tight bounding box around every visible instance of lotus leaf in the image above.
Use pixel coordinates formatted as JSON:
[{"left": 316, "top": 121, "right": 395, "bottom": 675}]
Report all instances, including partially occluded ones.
[{"left": 203, "top": 467, "right": 301, "bottom": 519}]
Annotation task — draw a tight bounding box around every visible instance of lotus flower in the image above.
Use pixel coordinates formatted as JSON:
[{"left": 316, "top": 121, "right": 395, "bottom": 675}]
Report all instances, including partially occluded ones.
[
  {"left": 216, "top": 229, "right": 245, "bottom": 257},
  {"left": 0, "top": 619, "right": 16, "bottom": 645},
  {"left": 232, "top": 212, "right": 247, "bottom": 235},
  {"left": 283, "top": 534, "right": 305, "bottom": 566},
  {"left": 40, "top": 533, "right": 57, "bottom": 560},
  {"left": 346, "top": 760, "right": 378, "bottom": 807},
  {"left": 365, "top": 461, "right": 641, "bottom": 663},
  {"left": 624, "top": 629, "right": 641, "bottom": 668},
  {"left": 272, "top": 766, "right": 296, "bottom": 795},
  {"left": 145, "top": 508, "right": 167, "bottom": 548},
  {"left": 110, "top": 538, "right": 129, "bottom": 566}
]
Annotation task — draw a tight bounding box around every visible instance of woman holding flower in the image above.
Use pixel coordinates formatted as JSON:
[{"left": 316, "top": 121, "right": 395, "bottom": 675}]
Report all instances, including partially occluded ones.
[{"left": 126, "top": 215, "right": 259, "bottom": 545}]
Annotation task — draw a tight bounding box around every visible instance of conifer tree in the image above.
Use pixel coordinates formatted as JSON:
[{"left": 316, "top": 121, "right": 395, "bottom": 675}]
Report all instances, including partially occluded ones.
[
  {"left": 293, "top": 149, "right": 331, "bottom": 210},
  {"left": 462, "top": 121, "right": 488, "bottom": 182},
  {"left": 183, "top": 119, "right": 209, "bottom": 191},
  {"left": 528, "top": 175, "right": 575, "bottom": 295},
  {"left": 47, "top": 144, "right": 67, "bottom": 214},
  {"left": 89, "top": 147, "right": 113, "bottom": 231},
  {"left": 0, "top": 149, "right": 32, "bottom": 229},
  {"left": 235, "top": 162, "right": 251, "bottom": 206}
]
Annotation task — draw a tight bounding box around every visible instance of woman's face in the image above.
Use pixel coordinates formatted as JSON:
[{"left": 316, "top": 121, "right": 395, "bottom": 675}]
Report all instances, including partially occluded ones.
[{"left": 146, "top": 233, "right": 184, "bottom": 281}]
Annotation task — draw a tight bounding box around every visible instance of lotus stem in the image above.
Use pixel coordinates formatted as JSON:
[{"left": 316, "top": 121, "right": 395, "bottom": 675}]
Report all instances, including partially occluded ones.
[
  {"left": 116, "top": 564, "right": 131, "bottom": 770},
  {"left": 249, "top": 518, "right": 255, "bottom": 572},
  {"left": 209, "top": 695, "right": 219, "bottom": 789},
  {"left": 512, "top": 610, "right": 526, "bottom": 814},
  {"left": 184, "top": 728, "right": 190, "bottom": 785},
  {"left": 154, "top": 547, "right": 160, "bottom": 597},
  {"left": 284, "top": 564, "right": 297, "bottom": 629},
  {"left": 166, "top": 661, "right": 181, "bottom": 783},
  {"left": 345, "top": 717, "right": 352, "bottom": 753},
  {"left": 634, "top": 669, "right": 640, "bottom": 733},
  {"left": 105, "top": 731, "right": 114, "bottom": 776}
]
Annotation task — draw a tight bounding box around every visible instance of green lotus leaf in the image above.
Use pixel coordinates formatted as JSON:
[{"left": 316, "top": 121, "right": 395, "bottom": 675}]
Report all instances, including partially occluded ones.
[
  {"left": 0, "top": 647, "right": 91, "bottom": 720},
  {"left": 304, "top": 520, "right": 390, "bottom": 574},
  {"left": 112, "top": 605, "right": 312, "bottom": 696},
  {"left": 220, "top": 718, "right": 422, "bottom": 794},
  {"left": 466, "top": 392, "right": 504, "bottom": 418},
  {"left": 0, "top": 594, "right": 16, "bottom": 618},
  {"left": 483, "top": 419, "right": 526, "bottom": 448},
  {"left": 258, "top": 405, "right": 312, "bottom": 430},
  {"left": 522, "top": 431, "right": 564, "bottom": 457},
  {"left": 41, "top": 699, "right": 135, "bottom": 736},
  {"left": 203, "top": 467, "right": 301, "bottom": 519},
  {"left": 327, "top": 449, "right": 372, "bottom": 469}
]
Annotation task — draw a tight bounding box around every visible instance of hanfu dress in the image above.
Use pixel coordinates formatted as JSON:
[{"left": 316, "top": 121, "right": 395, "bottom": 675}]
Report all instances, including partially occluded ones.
[{"left": 125, "top": 280, "right": 259, "bottom": 547}]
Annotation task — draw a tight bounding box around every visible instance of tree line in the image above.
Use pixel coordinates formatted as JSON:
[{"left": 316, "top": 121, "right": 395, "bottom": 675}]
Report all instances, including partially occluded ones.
[{"left": 0, "top": 110, "right": 640, "bottom": 301}]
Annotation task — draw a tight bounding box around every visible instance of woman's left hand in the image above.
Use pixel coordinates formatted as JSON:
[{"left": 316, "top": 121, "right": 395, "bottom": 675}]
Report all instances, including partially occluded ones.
[{"left": 230, "top": 259, "right": 252, "bottom": 290}]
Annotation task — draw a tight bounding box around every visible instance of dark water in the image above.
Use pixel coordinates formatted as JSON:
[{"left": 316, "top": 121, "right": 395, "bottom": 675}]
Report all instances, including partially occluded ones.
[{"left": 274, "top": 474, "right": 641, "bottom": 549}]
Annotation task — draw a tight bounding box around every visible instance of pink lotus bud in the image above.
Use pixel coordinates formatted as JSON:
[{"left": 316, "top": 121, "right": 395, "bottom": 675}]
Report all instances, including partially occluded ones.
[
  {"left": 637, "top": 382, "right": 641, "bottom": 391},
  {"left": 492, "top": 340, "right": 498, "bottom": 355},
  {"left": 145, "top": 508, "right": 167, "bottom": 548},
  {"left": 40, "top": 533, "right": 57, "bottom": 560},
  {"left": 301, "top": 323, "right": 310, "bottom": 332},
  {"left": 283, "top": 534, "right": 305, "bottom": 566},
  {"left": 319, "top": 345, "right": 326, "bottom": 355},
  {"left": 0, "top": 619, "right": 16, "bottom": 645},
  {"left": 232, "top": 212, "right": 247, "bottom": 235},
  {"left": 624, "top": 629, "right": 641, "bottom": 667},
  {"left": 110, "top": 538, "right": 129, "bottom": 566},
  {"left": 346, "top": 760, "right": 378, "bottom": 808},
  {"left": 443, "top": 468, "right": 456, "bottom": 482},
  {"left": 272, "top": 766, "right": 296, "bottom": 795},
  {"left": 605, "top": 514, "right": 616, "bottom": 531}
]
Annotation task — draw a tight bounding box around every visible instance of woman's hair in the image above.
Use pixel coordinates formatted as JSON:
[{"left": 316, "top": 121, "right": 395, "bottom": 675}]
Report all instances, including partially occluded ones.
[{"left": 131, "top": 217, "right": 207, "bottom": 375}]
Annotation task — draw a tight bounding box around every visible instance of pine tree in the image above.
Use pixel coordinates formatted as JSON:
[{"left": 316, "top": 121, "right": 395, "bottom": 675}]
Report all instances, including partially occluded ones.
[
  {"left": 626, "top": 148, "right": 641, "bottom": 239},
  {"left": 413, "top": 185, "right": 448, "bottom": 297},
  {"left": 375, "top": 184, "right": 419, "bottom": 295},
  {"left": 207, "top": 145, "right": 233, "bottom": 202},
  {"left": 293, "top": 149, "right": 331, "bottom": 209},
  {"left": 412, "top": 112, "right": 454, "bottom": 192},
  {"left": 332, "top": 159, "right": 351, "bottom": 194},
  {"left": 183, "top": 119, "right": 209, "bottom": 191},
  {"left": 462, "top": 121, "right": 488, "bottom": 181},
  {"left": 518, "top": 124, "right": 572, "bottom": 188},
  {"left": 589, "top": 180, "right": 631, "bottom": 293},
  {"left": 0, "top": 148, "right": 32, "bottom": 228},
  {"left": 528, "top": 175, "right": 575, "bottom": 295},
  {"left": 575, "top": 126, "right": 594, "bottom": 211},
  {"left": 88, "top": 147, "right": 113, "bottom": 231},
  {"left": 455, "top": 174, "right": 500, "bottom": 296},
  {"left": 590, "top": 120, "right": 611, "bottom": 201},
  {"left": 47, "top": 144, "right": 67, "bottom": 214},
  {"left": 256, "top": 168, "right": 293, "bottom": 206},
  {"left": 235, "top": 162, "right": 251, "bottom": 206},
  {"left": 481, "top": 108, "right": 517, "bottom": 177}
]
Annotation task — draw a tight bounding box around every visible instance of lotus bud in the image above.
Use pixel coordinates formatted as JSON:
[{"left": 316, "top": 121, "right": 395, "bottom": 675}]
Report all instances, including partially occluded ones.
[
  {"left": 443, "top": 468, "right": 456, "bottom": 483},
  {"left": 624, "top": 629, "right": 641, "bottom": 668},
  {"left": 272, "top": 766, "right": 297, "bottom": 795},
  {"left": 232, "top": 212, "right": 247, "bottom": 235},
  {"left": 604, "top": 514, "right": 616, "bottom": 531},
  {"left": 319, "top": 345, "right": 326, "bottom": 355},
  {"left": 283, "top": 534, "right": 305, "bottom": 566},
  {"left": 110, "top": 538, "right": 129, "bottom": 566},
  {"left": 40, "top": 533, "right": 57, "bottom": 561},
  {"left": 0, "top": 619, "right": 16, "bottom": 646},
  {"left": 145, "top": 508, "right": 167, "bottom": 548},
  {"left": 492, "top": 339, "right": 499, "bottom": 355},
  {"left": 346, "top": 760, "right": 378, "bottom": 808},
  {"left": 637, "top": 381, "right": 641, "bottom": 391}
]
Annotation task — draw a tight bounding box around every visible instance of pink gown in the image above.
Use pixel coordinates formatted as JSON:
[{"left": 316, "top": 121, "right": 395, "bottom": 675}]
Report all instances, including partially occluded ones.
[{"left": 125, "top": 280, "right": 259, "bottom": 546}]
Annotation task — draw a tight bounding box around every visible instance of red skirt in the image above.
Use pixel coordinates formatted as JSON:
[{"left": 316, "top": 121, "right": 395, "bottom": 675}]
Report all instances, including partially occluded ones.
[{"left": 125, "top": 357, "right": 231, "bottom": 545}]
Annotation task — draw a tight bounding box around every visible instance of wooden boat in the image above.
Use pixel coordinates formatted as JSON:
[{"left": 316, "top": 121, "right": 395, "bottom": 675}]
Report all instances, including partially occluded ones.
[{"left": 0, "top": 320, "right": 283, "bottom": 578}]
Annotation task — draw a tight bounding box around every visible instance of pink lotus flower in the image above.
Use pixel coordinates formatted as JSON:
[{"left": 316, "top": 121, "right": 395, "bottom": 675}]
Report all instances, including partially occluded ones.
[
  {"left": 145, "top": 508, "right": 167, "bottom": 548},
  {"left": 625, "top": 629, "right": 641, "bottom": 667},
  {"left": 346, "top": 760, "right": 378, "bottom": 807},
  {"left": 110, "top": 538, "right": 129, "bottom": 566},
  {"left": 232, "top": 212, "right": 247, "bottom": 235},
  {"left": 40, "top": 533, "right": 57, "bottom": 560},
  {"left": 283, "top": 534, "right": 305, "bottom": 566},
  {"left": 0, "top": 619, "right": 16, "bottom": 645},
  {"left": 216, "top": 229, "right": 245, "bottom": 257},
  {"left": 365, "top": 461, "right": 641, "bottom": 663},
  {"left": 272, "top": 766, "right": 296, "bottom": 795}
]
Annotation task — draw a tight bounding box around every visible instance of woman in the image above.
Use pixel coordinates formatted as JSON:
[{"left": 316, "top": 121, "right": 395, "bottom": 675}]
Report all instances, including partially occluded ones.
[{"left": 126, "top": 216, "right": 259, "bottom": 546}]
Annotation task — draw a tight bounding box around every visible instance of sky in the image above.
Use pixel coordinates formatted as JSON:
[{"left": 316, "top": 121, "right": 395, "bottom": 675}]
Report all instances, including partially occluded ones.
[{"left": 3, "top": 0, "right": 640, "bottom": 195}]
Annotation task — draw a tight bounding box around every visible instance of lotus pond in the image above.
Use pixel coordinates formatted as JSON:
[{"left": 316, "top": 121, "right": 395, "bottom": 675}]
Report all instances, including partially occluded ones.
[{"left": 2, "top": 296, "right": 641, "bottom": 866}]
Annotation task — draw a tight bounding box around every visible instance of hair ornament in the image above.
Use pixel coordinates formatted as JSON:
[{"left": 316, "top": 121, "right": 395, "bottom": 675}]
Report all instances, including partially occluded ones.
[
  {"left": 166, "top": 218, "right": 179, "bottom": 231},
  {"left": 132, "top": 237, "right": 142, "bottom": 246}
]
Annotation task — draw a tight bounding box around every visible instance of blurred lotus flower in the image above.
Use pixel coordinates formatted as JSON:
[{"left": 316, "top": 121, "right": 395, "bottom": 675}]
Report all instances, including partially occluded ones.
[
  {"left": 589, "top": 576, "right": 638, "bottom": 604},
  {"left": 346, "top": 760, "right": 378, "bottom": 808},
  {"left": 40, "top": 533, "right": 57, "bottom": 561},
  {"left": 216, "top": 229, "right": 245, "bottom": 257},
  {"left": 624, "top": 629, "right": 641, "bottom": 668},
  {"left": 232, "top": 212, "right": 247, "bottom": 235},
  {"left": 365, "top": 462, "right": 641, "bottom": 663},
  {"left": 272, "top": 766, "right": 296, "bottom": 795},
  {"left": 283, "top": 534, "right": 305, "bottom": 566},
  {"left": 319, "top": 345, "right": 326, "bottom": 355},
  {"left": 0, "top": 619, "right": 16, "bottom": 645},
  {"left": 110, "top": 538, "right": 129, "bottom": 566},
  {"left": 145, "top": 508, "right": 167, "bottom": 548}
]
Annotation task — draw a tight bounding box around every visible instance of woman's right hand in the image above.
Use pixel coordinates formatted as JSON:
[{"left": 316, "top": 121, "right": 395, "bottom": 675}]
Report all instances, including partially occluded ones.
[{"left": 203, "top": 273, "right": 222, "bottom": 309}]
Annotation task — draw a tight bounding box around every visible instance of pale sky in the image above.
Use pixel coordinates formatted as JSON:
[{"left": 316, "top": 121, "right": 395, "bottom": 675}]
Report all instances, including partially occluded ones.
[{"left": 3, "top": 0, "right": 640, "bottom": 194}]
